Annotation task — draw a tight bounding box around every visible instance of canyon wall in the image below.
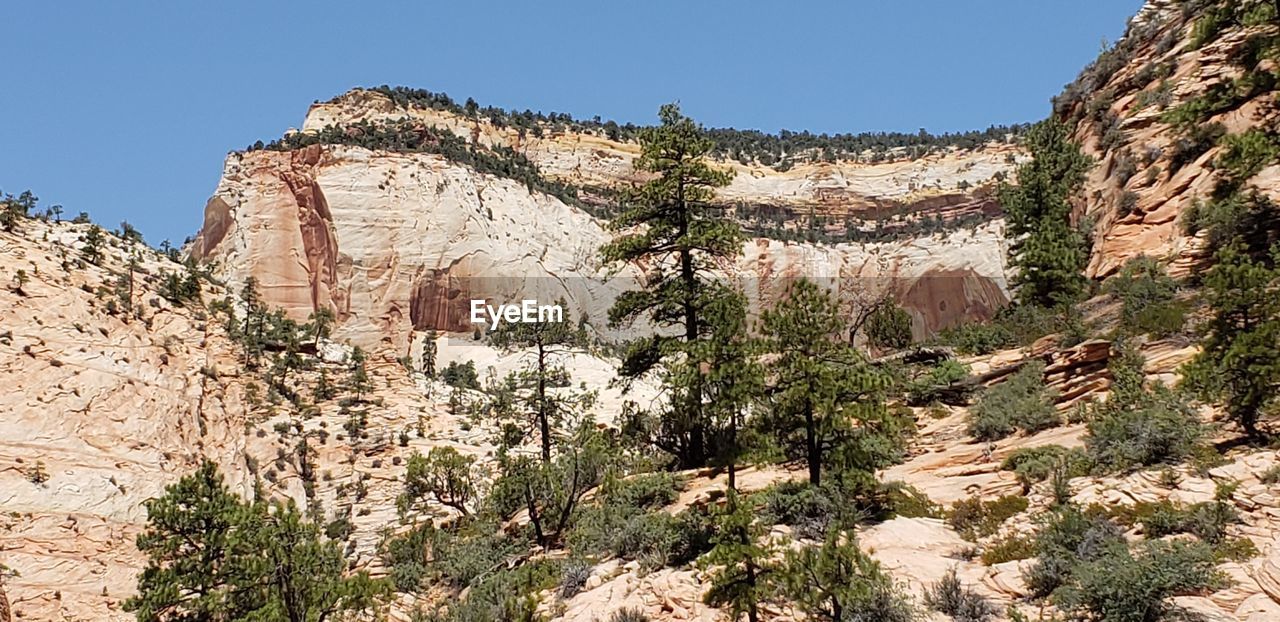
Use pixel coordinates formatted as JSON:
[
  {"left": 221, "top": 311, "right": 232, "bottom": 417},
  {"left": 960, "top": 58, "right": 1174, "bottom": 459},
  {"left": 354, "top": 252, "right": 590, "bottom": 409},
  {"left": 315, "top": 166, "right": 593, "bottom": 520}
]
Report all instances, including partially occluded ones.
[{"left": 194, "top": 99, "right": 1020, "bottom": 352}]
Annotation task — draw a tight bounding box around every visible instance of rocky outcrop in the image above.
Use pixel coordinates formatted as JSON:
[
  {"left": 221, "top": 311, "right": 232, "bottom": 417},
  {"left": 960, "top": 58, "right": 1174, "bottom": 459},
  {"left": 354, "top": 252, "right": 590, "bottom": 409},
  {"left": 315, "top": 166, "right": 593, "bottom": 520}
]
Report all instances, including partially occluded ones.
[
  {"left": 1063, "top": 0, "right": 1280, "bottom": 278},
  {"left": 193, "top": 141, "right": 1013, "bottom": 353}
]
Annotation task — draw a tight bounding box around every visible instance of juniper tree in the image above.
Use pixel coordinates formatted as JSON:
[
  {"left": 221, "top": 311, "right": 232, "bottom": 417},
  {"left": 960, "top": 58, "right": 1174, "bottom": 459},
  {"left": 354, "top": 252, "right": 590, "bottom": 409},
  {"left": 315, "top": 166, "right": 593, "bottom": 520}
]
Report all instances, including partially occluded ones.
[
  {"left": 489, "top": 298, "right": 590, "bottom": 462},
  {"left": 600, "top": 103, "right": 742, "bottom": 469},
  {"left": 1182, "top": 243, "right": 1280, "bottom": 439},
  {"left": 758, "top": 279, "right": 898, "bottom": 487},
  {"left": 1000, "top": 118, "right": 1093, "bottom": 307}
]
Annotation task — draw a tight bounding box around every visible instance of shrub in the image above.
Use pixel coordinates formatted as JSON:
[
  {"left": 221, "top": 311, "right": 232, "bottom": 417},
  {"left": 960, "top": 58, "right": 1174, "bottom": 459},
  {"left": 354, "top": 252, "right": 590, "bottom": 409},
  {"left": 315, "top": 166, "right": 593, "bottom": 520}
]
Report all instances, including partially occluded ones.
[
  {"left": 569, "top": 474, "right": 709, "bottom": 569},
  {"left": 1216, "top": 129, "right": 1280, "bottom": 182},
  {"left": 938, "top": 322, "right": 1015, "bottom": 355},
  {"left": 1085, "top": 388, "right": 1204, "bottom": 472},
  {"left": 968, "top": 361, "right": 1058, "bottom": 441},
  {"left": 1105, "top": 256, "right": 1186, "bottom": 337},
  {"left": 878, "top": 481, "right": 943, "bottom": 519},
  {"left": 777, "top": 530, "right": 917, "bottom": 622},
  {"left": 1055, "top": 540, "right": 1225, "bottom": 622},
  {"left": 866, "top": 300, "right": 914, "bottom": 350},
  {"left": 947, "top": 495, "right": 1029, "bottom": 541},
  {"left": 925, "top": 568, "right": 998, "bottom": 622},
  {"left": 1024, "top": 505, "right": 1125, "bottom": 599},
  {"left": 759, "top": 481, "right": 860, "bottom": 540},
  {"left": 980, "top": 533, "right": 1036, "bottom": 565},
  {"left": 1129, "top": 499, "right": 1238, "bottom": 545},
  {"left": 609, "top": 609, "right": 651, "bottom": 622},
  {"left": 1260, "top": 465, "right": 1280, "bottom": 484},
  {"left": 559, "top": 559, "right": 591, "bottom": 598},
  {"left": 905, "top": 359, "right": 970, "bottom": 406},
  {"left": 1000, "top": 445, "right": 1091, "bottom": 491}
]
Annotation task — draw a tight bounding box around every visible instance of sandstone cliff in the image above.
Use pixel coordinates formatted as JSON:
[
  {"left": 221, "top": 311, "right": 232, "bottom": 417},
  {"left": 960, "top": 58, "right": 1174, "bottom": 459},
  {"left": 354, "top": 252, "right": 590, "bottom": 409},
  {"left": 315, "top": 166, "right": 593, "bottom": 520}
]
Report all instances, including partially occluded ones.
[
  {"left": 1062, "top": 0, "right": 1280, "bottom": 278},
  {"left": 193, "top": 95, "right": 1019, "bottom": 353}
]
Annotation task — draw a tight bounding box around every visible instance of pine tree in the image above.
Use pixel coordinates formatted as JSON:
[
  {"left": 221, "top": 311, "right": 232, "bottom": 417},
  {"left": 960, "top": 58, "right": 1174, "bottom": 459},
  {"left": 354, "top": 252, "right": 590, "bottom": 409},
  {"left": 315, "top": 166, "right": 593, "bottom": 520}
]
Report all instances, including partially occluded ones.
[
  {"left": 239, "top": 499, "right": 385, "bottom": 622},
  {"left": 80, "top": 225, "right": 105, "bottom": 266},
  {"left": 1000, "top": 118, "right": 1093, "bottom": 307},
  {"left": 490, "top": 420, "right": 616, "bottom": 550},
  {"left": 125, "top": 462, "right": 385, "bottom": 622},
  {"left": 399, "top": 446, "right": 478, "bottom": 519},
  {"left": 1182, "top": 243, "right": 1280, "bottom": 439},
  {"left": 308, "top": 308, "right": 334, "bottom": 350},
  {"left": 347, "top": 346, "right": 372, "bottom": 401},
  {"left": 758, "top": 279, "right": 898, "bottom": 487},
  {"left": 125, "top": 461, "right": 249, "bottom": 621},
  {"left": 702, "top": 491, "right": 773, "bottom": 622},
  {"left": 600, "top": 103, "right": 742, "bottom": 469},
  {"left": 489, "top": 298, "right": 590, "bottom": 462},
  {"left": 693, "top": 290, "right": 762, "bottom": 491}
]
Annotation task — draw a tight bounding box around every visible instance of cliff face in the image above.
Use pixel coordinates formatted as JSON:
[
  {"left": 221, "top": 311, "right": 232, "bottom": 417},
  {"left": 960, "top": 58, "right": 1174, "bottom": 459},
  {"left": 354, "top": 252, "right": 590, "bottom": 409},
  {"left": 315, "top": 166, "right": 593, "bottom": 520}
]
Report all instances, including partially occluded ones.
[
  {"left": 1064, "top": 0, "right": 1280, "bottom": 278},
  {"left": 194, "top": 96, "right": 1020, "bottom": 352}
]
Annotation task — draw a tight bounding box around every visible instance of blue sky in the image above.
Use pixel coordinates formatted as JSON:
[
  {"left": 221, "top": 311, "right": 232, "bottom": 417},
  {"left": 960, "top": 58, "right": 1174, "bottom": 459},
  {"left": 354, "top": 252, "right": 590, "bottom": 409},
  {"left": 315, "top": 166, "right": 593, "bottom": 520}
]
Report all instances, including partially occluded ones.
[{"left": 1, "top": 1, "right": 1143, "bottom": 246}]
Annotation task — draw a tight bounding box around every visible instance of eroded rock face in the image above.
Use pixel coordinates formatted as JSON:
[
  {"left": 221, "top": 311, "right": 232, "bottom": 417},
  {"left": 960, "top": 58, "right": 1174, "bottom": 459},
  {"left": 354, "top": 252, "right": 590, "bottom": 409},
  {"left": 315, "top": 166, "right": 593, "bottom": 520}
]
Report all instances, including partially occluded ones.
[
  {"left": 1064, "top": 0, "right": 1280, "bottom": 279},
  {"left": 1, "top": 220, "right": 261, "bottom": 620},
  {"left": 193, "top": 141, "right": 1014, "bottom": 353}
]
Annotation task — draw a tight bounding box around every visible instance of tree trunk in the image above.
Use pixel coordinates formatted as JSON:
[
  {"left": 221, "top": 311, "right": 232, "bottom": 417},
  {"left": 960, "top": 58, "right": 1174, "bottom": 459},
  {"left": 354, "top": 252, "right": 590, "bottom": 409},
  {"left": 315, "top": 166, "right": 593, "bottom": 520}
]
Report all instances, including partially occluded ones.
[
  {"left": 805, "top": 400, "right": 820, "bottom": 486},
  {"left": 745, "top": 562, "right": 759, "bottom": 622},
  {"left": 536, "top": 341, "right": 551, "bottom": 463}
]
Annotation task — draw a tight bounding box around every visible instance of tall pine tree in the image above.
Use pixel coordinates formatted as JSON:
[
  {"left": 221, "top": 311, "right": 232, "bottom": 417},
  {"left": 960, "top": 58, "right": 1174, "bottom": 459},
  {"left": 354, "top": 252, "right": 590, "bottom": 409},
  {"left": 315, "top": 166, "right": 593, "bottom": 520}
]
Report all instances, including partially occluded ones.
[
  {"left": 601, "top": 103, "right": 743, "bottom": 468},
  {"left": 758, "top": 279, "right": 899, "bottom": 488},
  {"left": 1000, "top": 118, "right": 1093, "bottom": 307}
]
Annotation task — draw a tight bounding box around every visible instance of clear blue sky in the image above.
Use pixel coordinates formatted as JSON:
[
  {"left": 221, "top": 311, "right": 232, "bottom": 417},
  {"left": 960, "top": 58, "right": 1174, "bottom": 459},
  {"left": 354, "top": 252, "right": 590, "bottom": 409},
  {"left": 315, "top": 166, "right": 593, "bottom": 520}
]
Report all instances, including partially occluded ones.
[{"left": 1, "top": 1, "right": 1143, "bottom": 246}]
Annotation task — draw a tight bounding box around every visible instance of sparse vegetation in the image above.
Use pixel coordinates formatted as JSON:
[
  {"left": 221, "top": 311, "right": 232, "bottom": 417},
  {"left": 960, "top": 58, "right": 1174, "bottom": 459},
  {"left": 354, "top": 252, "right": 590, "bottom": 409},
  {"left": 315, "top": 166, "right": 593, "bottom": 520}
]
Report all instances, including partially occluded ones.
[{"left": 967, "top": 361, "right": 1058, "bottom": 441}]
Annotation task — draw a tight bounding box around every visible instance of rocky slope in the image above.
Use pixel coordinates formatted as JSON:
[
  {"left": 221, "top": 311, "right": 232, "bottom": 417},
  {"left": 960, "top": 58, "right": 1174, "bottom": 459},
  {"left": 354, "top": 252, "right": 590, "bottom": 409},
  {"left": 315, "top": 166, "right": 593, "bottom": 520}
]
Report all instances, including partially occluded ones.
[
  {"left": 9, "top": 1, "right": 1280, "bottom": 620},
  {"left": 1064, "top": 0, "right": 1280, "bottom": 278}
]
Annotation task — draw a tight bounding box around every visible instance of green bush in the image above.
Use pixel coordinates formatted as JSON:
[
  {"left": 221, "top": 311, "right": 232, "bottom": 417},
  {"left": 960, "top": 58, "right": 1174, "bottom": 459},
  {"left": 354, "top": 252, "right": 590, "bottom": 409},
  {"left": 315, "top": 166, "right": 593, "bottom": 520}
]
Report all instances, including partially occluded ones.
[
  {"left": 866, "top": 301, "right": 914, "bottom": 351},
  {"left": 878, "top": 481, "right": 942, "bottom": 519},
  {"left": 609, "top": 608, "right": 651, "bottom": 622},
  {"left": 1128, "top": 499, "right": 1238, "bottom": 545},
  {"left": 1000, "top": 445, "right": 1091, "bottom": 491},
  {"left": 777, "top": 530, "right": 917, "bottom": 622},
  {"left": 1024, "top": 505, "right": 1125, "bottom": 599},
  {"left": 1105, "top": 256, "right": 1186, "bottom": 337},
  {"left": 980, "top": 533, "right": 1036, "bottom": 565},
  {"left": 968, "top": 361, "right": 1059, "bottom": 441},
  {"left": 759, "top": 481, "right": 861, "bottom": 540},
  {"left": 905, "top": 359, "right": 970, "bottom": 405},
  {"left": 1216, "top": 129, "right": 1280, "bottom": 182},
  {"left": 947, "top": 495, "right": 1029, "bottom": 541},
  {"left": 937, "top": 322, "right": 1015, "bottom": 355},
  {"left": 1054, "top": 540, "right": 1225, "bottom": 622},
  {"left": 1085, "top": 388, "right": 1204, "bottom": 472}
]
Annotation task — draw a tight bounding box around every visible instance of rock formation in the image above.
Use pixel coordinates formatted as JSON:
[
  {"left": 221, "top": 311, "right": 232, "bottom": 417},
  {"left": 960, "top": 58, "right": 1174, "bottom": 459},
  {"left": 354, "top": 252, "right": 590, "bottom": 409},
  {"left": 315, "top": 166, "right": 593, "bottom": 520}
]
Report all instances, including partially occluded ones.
[{"left": 193, "top": 92, "right": 1019, "bottom": 353}]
